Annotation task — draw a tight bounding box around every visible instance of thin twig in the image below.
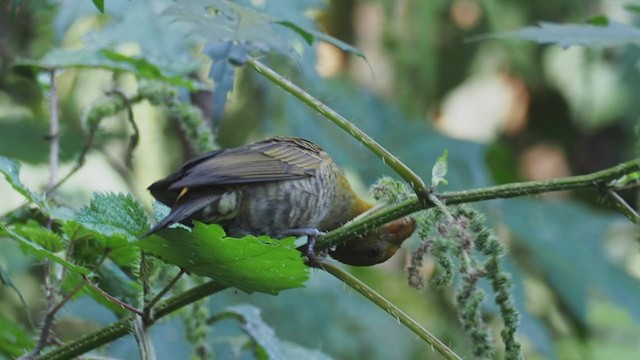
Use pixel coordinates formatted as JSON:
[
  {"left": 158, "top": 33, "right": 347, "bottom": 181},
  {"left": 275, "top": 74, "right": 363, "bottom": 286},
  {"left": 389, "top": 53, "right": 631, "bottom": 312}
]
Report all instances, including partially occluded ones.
[
  {"left": 144, "top": 269, "right": 185, "bottom": 320},
  {"left": 82, "top": 275, "right": 144, "bottom": 316},
  {"left": 105, "top": 89, "right": 139, "bottom": 169},
  {"left": 47, "top": 70, "right": 59, "bottom": 192},
  {"left": 319, "top": 261, "right": 462, "bottom": 360},
  {"left": 601, "top": 188, "right": 639, "bottom": 224}
]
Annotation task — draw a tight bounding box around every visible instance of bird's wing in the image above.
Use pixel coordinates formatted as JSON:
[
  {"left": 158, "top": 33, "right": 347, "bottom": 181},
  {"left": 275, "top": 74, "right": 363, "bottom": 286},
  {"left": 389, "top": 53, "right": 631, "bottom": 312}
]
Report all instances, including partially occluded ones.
[{"left": 150, "top": 137, "right": 327, "bottom": 193}]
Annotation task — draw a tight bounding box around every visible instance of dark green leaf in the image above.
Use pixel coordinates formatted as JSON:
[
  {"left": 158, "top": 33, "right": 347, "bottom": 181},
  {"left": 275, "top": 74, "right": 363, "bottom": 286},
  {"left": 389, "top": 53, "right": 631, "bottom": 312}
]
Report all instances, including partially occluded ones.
[
  {"left": 470, "top": 21, "right": 640, "bottom": 48},
  {"left": 138, "top": 222, "right": 309, "bottom": 294},
  {"left": 216, "top": 305, "right": 285, "bottom": 359},
  {"left": 587, "top": 15, "right": 609, "bottom": 26},
  {"left": 91, "top": 0, "right": 104, "bottom": 13},
  {"left": 0, "top": 316, "right": 34, "bottom": 358},
  {"left": 0, "top": 224, "right": 90, "bottom": 275},
  {"left": 0, "top": 265, "right": 30, "bottom": 320},
  {"left": 14, "top": 222, "right": 64, "bottom": 252}
]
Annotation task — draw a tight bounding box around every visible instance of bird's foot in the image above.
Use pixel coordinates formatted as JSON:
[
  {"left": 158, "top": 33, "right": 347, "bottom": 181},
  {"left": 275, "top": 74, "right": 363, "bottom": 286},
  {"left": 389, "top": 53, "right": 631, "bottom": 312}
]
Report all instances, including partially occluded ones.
[{"left": 283, "top": 228, "right": 328, "bottom": 267}]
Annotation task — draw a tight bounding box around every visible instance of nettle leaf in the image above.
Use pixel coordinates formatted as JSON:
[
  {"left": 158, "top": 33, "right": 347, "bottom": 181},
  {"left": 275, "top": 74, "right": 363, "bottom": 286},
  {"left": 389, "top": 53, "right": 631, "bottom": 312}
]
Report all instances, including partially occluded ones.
[
  {"left": 74, "top": 193, "right": 149, "bottom": 267},
  {"left": 471, "top": 21, "right": 640, "bottom": 48},
  {"left": 14, "top": 49, "right": 203, "bottom": 91},
  {"left": 14, "top": 222, "right": 64, "bottom": 252},
  {"left": 431, "top": 149, "right": 449, "bottom": 188},
  {"left": 76, "top": 193, "right": 149, "bottom": 240},
  {"left": 216, "top": 304, "right": 285, "bottom": 359},
  {"left": 0, "top": 224, "right": 90, "bottom": 275},
  {"left": 138, "top": 222, "right": 309, "bottom": 294},
  {"left": 91, "top": 0, "right": 104, "bottom": 13}
]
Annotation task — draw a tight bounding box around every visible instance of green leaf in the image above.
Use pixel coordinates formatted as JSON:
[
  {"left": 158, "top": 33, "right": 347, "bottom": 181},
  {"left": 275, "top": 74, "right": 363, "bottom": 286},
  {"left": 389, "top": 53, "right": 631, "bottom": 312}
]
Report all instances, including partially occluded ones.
[
  {"left": 216, "top": 305, "right": 285, "bottom": 359},
  {"left": 276, "top": 21, "right": 367, "bottom": 60},
  {"left": 138, "top": 222, "right": 309, "bottom": 294},
  {"left": 91, "top": 0, "right": 104, "bottom": 13},
  {"left": 76, "top": 192, "right": 149, "bottom": 241},
  {"left": 431, "top": 149, "right": 449, "bottom": 188},
  {"left": 0, "top": 316, "right": 34, "bottom": 358},
  {"left": 13, "top": 49, "right": 204, "bottom": 91},
  {"left": 470, "top": 21, "right": 640, "bottom": 48},
  {"left": 14, "top": 222, "right": 65, "bottom": 252},
  {"left": 73, "top": 193, "right": 148, "bottom": 267},
  {"left": 0, "top": 265, "right": 30, "bottom": 320},
  {"left": 0, "top": 156, "right": 45, "bottom": 207},
  {"left": 0, "top": 224, "right": 90, "bottom": 275}
]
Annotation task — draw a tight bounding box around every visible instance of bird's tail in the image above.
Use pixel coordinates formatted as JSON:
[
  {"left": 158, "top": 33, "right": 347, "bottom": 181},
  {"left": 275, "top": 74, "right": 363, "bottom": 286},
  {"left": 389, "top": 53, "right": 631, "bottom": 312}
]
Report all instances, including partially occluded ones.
[{"left": 144, "top": 192, "right": 221, "bottom": 236}]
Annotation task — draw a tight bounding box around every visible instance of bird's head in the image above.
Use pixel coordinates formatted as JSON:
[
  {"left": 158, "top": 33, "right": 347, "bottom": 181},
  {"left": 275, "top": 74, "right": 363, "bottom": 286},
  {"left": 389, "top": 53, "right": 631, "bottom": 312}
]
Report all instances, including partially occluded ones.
[{"left": 328, "top": 216, "right": 416, "bottom": 266}]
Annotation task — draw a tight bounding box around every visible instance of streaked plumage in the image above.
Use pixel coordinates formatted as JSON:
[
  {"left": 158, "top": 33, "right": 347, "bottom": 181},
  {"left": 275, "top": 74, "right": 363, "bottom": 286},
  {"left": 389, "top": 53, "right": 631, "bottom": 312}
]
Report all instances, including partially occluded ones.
[{"left": 148, "top": 136, "right": 415, "bottom": 266}]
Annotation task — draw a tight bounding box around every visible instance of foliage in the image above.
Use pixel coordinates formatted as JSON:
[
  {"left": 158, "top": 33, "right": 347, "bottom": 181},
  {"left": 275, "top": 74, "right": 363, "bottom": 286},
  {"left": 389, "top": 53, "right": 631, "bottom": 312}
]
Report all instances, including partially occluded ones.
[{"left": 0, "top": 0, "right": 638, "bottom": 360}]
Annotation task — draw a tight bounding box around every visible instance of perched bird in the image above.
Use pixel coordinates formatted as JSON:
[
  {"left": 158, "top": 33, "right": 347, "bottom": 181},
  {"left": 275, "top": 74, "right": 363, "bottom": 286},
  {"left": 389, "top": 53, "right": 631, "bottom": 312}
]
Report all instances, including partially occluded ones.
[{"left": 147, "top": 136, "right": 416, "bottom": 266}]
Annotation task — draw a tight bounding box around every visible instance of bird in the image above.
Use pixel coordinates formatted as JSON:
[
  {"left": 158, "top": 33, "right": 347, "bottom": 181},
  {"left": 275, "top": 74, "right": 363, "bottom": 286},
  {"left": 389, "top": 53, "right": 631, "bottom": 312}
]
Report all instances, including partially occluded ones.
[{"left": 147, "top": 136, "right": 416, "bottom": 266}]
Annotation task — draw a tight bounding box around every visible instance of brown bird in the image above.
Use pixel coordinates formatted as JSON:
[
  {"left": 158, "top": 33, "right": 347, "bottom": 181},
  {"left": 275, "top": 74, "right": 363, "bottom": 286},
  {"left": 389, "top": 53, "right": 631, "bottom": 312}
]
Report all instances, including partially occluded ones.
[{"left": 147, "top": 136, "right": 415, "bottom": 266}]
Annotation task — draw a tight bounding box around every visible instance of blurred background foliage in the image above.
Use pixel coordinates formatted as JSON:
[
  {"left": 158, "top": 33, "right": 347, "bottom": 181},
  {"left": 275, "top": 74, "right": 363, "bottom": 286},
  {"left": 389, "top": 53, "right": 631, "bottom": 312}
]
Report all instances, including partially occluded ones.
[{"left": 0, "top": 0, "right": 638, "bottom": 359}]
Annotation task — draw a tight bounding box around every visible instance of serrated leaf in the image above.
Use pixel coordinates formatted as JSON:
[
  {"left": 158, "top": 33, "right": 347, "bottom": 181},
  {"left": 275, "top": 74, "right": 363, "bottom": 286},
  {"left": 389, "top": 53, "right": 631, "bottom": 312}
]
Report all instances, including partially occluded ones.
[
  {"left": 217, "top": 305, "right": 285, "bottom": 359},
  {"left": 14, "top": 222, "right": 65, "bottom": 252},
  {"left": 76, "top": 192, "right": 149, "bottom": 240},
  {"left": 1, "top": 224, "right": 90, "bottom": 275},
  {"left": 74, "top": 193, "right": 148, "bottom": 267},
  {"left": 471, "top": 21, "right": 640, "bottom": 48},
  {"left": 138, "top": 222, "right": 309, "bottom": 294},
  {"left": 431, "top": 149, "right": 449, "bottom": 188}
]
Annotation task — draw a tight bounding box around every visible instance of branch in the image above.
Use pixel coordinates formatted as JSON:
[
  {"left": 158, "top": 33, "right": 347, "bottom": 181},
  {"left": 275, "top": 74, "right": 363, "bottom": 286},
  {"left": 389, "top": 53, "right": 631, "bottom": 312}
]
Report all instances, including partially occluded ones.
[
  {"left": 36, "top": 281, "right": 228, "bottom": 360},
  {"left": 320, "top": 261, "right": 462, "bottom": 360},
  {"left": 247, "top": 59, "right": 428, "bottom": 199},
  {"left": 315, "top": 158, "right": 640, "bottom": 251}
]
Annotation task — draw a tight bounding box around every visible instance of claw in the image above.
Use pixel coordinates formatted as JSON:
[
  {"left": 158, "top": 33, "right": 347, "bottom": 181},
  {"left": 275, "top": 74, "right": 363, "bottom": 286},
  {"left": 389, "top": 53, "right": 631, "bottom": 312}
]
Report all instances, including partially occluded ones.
[{"left": 283, "top": 228, "right": 327, "bottom": 267}]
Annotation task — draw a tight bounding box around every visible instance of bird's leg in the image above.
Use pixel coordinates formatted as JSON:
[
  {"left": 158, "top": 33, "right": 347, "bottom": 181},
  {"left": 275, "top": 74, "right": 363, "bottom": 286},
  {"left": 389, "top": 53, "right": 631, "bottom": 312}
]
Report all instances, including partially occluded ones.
[{"left": 282, "top": 228, "right": 327, "bottom": 267}]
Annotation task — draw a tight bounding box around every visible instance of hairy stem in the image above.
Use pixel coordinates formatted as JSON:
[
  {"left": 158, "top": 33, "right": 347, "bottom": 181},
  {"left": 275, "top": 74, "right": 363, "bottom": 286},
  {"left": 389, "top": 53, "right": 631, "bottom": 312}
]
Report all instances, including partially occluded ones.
[
  {"left": 320, "top": 261, "right": 462, "bottom": 360},
  {"left": 36, "top": 281, "right": 228, "bottom": 360},
  {"left": 315, "top": 158, "right": 640, "bottom": 251}
]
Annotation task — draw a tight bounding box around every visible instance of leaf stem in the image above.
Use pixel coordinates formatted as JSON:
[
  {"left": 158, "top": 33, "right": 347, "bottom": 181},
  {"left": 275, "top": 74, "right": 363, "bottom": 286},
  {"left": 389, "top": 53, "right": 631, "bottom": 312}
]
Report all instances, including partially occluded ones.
[
  {"left": 247, "top": 58, "right": 428, "bottom": 198},
  {"left": 319, "top": 261, "right": 462, "bottom": 360}
]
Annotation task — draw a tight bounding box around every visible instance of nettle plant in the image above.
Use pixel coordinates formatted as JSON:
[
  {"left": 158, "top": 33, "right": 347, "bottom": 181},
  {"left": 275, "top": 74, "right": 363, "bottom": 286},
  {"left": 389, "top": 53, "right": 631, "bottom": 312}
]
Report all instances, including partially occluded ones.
[{"left": 1, "top": 1, "right": 639, "bottom": 360}]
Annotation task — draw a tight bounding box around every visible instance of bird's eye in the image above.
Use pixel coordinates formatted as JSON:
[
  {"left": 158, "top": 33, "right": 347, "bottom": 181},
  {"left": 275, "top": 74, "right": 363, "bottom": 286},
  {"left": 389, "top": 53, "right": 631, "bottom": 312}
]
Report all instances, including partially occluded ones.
[{"left": 366, "top": 247, "right": 382, "bottom": 259}]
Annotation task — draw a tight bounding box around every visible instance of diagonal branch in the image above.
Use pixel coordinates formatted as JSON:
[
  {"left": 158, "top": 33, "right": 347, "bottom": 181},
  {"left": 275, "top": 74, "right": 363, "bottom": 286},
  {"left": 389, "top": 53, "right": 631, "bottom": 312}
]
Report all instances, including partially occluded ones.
[{"left": 315, "top": 158, "right": 640, "bottom": 251}]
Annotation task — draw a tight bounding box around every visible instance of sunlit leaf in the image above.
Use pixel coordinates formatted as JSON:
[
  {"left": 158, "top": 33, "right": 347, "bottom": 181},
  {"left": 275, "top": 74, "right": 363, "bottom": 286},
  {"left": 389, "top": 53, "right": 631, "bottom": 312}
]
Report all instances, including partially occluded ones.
[{"left": 138, "top": 222, "right": 309, "bottom": 294}]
